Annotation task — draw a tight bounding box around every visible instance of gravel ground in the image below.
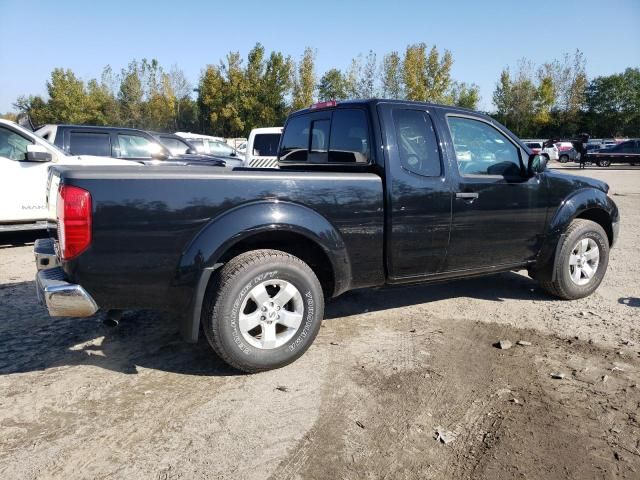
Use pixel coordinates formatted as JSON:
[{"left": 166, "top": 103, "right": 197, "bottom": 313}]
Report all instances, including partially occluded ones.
[{"left": 1, "top": 165, "right": 639, "bottom": 479}]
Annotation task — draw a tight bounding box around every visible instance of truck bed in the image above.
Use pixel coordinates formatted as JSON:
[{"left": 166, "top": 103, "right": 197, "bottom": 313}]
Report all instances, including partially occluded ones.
[{"left": 50, "top": 165, "right": 385, "bottom": 314}]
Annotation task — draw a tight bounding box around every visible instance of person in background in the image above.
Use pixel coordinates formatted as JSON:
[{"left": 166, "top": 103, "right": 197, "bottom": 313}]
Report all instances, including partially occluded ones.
[{"left": 579, "top": 133, "right": 590, "bottom": 169}]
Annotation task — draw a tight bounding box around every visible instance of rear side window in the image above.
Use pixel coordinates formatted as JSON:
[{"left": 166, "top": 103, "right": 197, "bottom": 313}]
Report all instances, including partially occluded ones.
[
  {"left": 393, "top": 109, "right": 441, "bottom": 176},
  {"left": 69, "top": 132, "right": 111, "bottom": 157},
  {"left": 279, "top": 108, "right": 370, "bottom": 164},
  {"left": 280, "top": 117, "right": 309, "bottom": 161},
  {"left": 253, "top": 134, "right": 281, "bottom": 157},
  {"left": 330, "top": 109, "right": 369, "bottom": 163}
]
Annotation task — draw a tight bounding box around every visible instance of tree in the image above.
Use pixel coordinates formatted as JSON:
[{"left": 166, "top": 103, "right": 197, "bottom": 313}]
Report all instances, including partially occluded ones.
[
  {"left": 261, "top": 52, "right": 293, "bottom": 125},
  {"left": 425, "top": 46, "right": 453, "bottom": 102},
  {"left": 493, "top": 69, "right": 512, "bottom": 125},
  {"left": 358, "top": 50, "right": 378, "bottom": 98},
  {"left": 403, "top": 43, "right": 428, "bottom": 101},
  {"left": 381, "top": 51, "right": 403, "bottom": 99},
  {"left": 449, "top": 82, "right": 480, "bottom": 109},
  {"left": 13, "top": 95, "right": 50, "bottom": 125},
  {"left": 118, "top": 61, "right": 144, "bottom": 127},
  {"left": 292, "top": 47, "right": 316, "bottom": 110},
  {"left": 46, "top": 68, "right": 89, "bottom": 123},
  {"left": 585, "top": 68, "right": 640, "bottom": 136},
  {"left": 318, "top": 68, "right": 348, "bottom": 101}
]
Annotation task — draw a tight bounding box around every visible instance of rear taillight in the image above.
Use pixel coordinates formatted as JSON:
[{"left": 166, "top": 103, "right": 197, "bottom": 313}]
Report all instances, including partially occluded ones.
[{"left": 57, "top": 185, "right": 92, "bottom": 260}]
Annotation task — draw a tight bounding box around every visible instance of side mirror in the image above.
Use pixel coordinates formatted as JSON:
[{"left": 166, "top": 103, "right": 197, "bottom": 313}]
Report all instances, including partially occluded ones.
[
  {"left": 186, "top": 147, "right": 197, "bottom": 155},
  {"left": 528, "top": 153, "right": 548, "bottom": 175},
  {"left": 25, "top": 144, "right": 52, "bottom": 162}
]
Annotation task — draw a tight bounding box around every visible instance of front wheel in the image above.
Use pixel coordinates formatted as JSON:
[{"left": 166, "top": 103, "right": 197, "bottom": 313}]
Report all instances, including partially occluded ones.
[
  {"left": 559, "top": 154, "right": 569, "bottom": 163},
  {"left": 597, "top": 159, "right": 611, "bottom": 167},
  {"left": 202, "top": 249, "right": 324, "bottom": 373},
  {"left": 539, "top": 219, "right": 609, "bottom": 300}
]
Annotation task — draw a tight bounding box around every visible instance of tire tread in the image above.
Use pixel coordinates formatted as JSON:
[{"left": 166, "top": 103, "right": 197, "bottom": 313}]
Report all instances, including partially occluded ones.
[{"left": 202, "top": 249, "right": 320, "bottom": 373}]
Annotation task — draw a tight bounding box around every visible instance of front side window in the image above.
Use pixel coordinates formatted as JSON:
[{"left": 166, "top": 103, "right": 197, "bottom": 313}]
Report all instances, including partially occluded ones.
[
  {"left": 69, "top": 132, "right": 111, "bottom": 157},
  {"left": 393, "top": 109, "right": 441, "bottom": 176},
  {"left": 118, "top": 134, "right": 160, "bottom": 158},
  {"left": 448, "top": 116, "right": 522, "bottom": 177},
  {"left": 0, "top": 127, "right": 31, "bottom": 161}
]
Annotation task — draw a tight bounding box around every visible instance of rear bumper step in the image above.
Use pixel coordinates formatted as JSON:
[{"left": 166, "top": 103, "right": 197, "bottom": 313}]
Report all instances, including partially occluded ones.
[
  {"left": 34, "top": 238, "right": 60, "bottom": 271},
  {"left": 36, "top": 267, "right": 98, "bottom": 317}
]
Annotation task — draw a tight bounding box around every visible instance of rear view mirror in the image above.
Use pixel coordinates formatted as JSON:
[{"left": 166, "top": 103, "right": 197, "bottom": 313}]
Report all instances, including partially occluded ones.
[
  {"left": 25, "top": 144, "right": 52, "bottom": 162},
  {"left": 528, "top": 153, "right": 547, "bottom": 175}
]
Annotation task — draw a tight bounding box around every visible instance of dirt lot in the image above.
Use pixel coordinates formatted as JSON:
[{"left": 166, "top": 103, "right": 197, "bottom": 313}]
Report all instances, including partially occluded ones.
[{"left": 1, "top": 165, "right": 639, "bottom": 479}]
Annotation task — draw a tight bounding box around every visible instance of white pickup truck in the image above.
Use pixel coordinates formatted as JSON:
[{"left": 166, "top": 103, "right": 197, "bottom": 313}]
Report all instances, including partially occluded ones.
[
  {"left": 0, "top": 119, "right": 138, "bottom": 231},
  {"left": 243, "top": 127, "right": 283, "bottom": 168}
]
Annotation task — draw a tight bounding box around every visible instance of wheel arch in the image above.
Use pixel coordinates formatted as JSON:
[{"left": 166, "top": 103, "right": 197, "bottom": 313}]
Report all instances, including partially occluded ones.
[
  {"left": 533, "top": 188, "right": 618, "bottom": 281},
  {"left": 177, "top": 200, "right": 351, "bottom": 342}
]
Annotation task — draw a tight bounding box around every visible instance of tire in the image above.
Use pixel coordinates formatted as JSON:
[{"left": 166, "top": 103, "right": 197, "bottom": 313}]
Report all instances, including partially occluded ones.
[
  {"left": 202, "top": 249, "right": 324, "bottom": 373},
  {"left": 597, "top": 159, "right": 611, "bottom": 167},
  {"left": 559, "top": 154, "right": 569, "bottom": 163},
  {"left": 539, "top": 219, "right": 609, "bottom": 300}
]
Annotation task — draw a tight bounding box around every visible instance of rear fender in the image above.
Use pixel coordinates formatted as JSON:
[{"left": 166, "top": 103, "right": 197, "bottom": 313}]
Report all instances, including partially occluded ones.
[{"left": 176, "top": 200, "right": 351, "bottom": 342}]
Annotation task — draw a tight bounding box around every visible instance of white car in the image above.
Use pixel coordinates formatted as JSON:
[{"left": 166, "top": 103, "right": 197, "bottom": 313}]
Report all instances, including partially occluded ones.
[
  {"left": 175, "top": 132, "right": 226, "bottom": 154},
  {"left": 0, "top": 119, "right": 139, "bottom": 231},
  {"left": 244, "top": 127, "right": 283, "bottom": 168}
]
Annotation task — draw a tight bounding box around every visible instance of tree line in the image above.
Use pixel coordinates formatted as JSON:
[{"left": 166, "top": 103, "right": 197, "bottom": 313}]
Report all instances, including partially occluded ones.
[
  {"left": 493, "top": 51, "right": 639, "bottom": 138},
  {"left": 5, "top": 43, "right": 638, "bottom": 139}
]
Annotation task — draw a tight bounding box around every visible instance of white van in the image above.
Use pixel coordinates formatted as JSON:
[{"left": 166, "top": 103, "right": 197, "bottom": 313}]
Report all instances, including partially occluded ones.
[
  {"left": 244, "top": 127, "right": 283, "bottom": 168},
  {"left": 0, "top": 119, "right": 138, "bottom": 231}
]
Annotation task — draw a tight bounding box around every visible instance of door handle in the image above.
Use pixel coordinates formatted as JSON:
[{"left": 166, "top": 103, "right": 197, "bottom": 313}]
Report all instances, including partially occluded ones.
[{"left": 455, "top": 192, "right": 479, "bottom": 200}]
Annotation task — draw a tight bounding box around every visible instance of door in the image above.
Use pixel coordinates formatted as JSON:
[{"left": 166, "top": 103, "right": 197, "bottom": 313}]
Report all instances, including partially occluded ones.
[
  {"left": 381, "top": 105, "right": 453, "bottom": 279},
  {"left": 443, "top": 115, "right": 548, "bottom": 271},
  {"left": 0, "top": 126, "right": 50, "bottom": 223}
]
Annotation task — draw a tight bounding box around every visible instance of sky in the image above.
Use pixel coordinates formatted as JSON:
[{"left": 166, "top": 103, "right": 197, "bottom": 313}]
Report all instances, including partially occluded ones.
[{"left": 0, "top": 0, "right": 639, "bottom": 113}]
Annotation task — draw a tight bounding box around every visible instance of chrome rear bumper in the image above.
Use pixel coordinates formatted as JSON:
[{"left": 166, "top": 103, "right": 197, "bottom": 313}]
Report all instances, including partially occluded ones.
[
  {"left": 34, "top": 239, "right": 98, "bottom": 317},
  {"left": 34, "top": 238, "right": 60, "bottom": 271}
]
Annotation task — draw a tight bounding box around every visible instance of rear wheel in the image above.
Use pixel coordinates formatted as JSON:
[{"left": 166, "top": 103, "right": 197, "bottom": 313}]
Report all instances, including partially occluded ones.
[
  {"left": 202, "top": 249, "right": 324, "bottom": 373},
  {"left": 559, "top": 154, "right": 569, "bottom": 163},
  {"left": 597, "top": 159, "right": 611, "bottom": 167},
  {"left": 539, "top": 219, "right": 609, "bottom": 300}
]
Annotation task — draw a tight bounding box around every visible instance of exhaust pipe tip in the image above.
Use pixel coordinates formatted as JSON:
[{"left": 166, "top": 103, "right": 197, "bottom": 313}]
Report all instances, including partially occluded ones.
[{"left": 103, "top": 309, "right": 124, "bottom": 327}]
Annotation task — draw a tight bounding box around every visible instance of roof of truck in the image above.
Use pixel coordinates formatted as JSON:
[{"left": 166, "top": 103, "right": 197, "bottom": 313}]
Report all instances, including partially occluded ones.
[{"left": 291, "top": 98, "right": 488, "bottom": 117}]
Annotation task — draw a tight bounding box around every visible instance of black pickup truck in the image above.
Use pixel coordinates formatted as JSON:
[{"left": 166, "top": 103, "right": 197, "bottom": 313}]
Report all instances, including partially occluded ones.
[{"left": 35, "top": 99, "right": 620, "bottom": 373}]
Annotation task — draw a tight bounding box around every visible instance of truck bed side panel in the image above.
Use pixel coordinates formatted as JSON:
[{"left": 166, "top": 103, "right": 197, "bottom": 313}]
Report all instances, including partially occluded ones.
[{"left": 58, "top": 168, "right": 384, "bottom": 312}]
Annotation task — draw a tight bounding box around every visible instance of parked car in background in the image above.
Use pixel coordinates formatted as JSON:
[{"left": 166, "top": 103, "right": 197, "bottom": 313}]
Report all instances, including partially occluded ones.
[
  {"left": 34, "top": 99, "right": 618, "bottom": 373},
  {"left": 175, "top": 132, "right": 224, "bottom": 153},
  {"left": 555, "top": 142, "right": 579, "bottom": 163},
  {"left": 35, "top": 125, "right": 228, "bottom": 167},
  {"left": 524, "top": 141, "right": 559, "bottom": 161},
  {"left": 0, "top": 119, "right": 139, "bottom": 231},
  {"left": 244, "top": 127, "right": 283, "bottom": 168},
  {"left": 149, "top": 132, "right": 242, "bottom": 168},
  {"left": 149, "top": 132, "right": 198, "bottom": 155},
  {"left": 525, "top": 141, "right": 542, "bottom": 154},
  {"left": 587, "top": 139, "right": 640, "bottom": 167}
]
